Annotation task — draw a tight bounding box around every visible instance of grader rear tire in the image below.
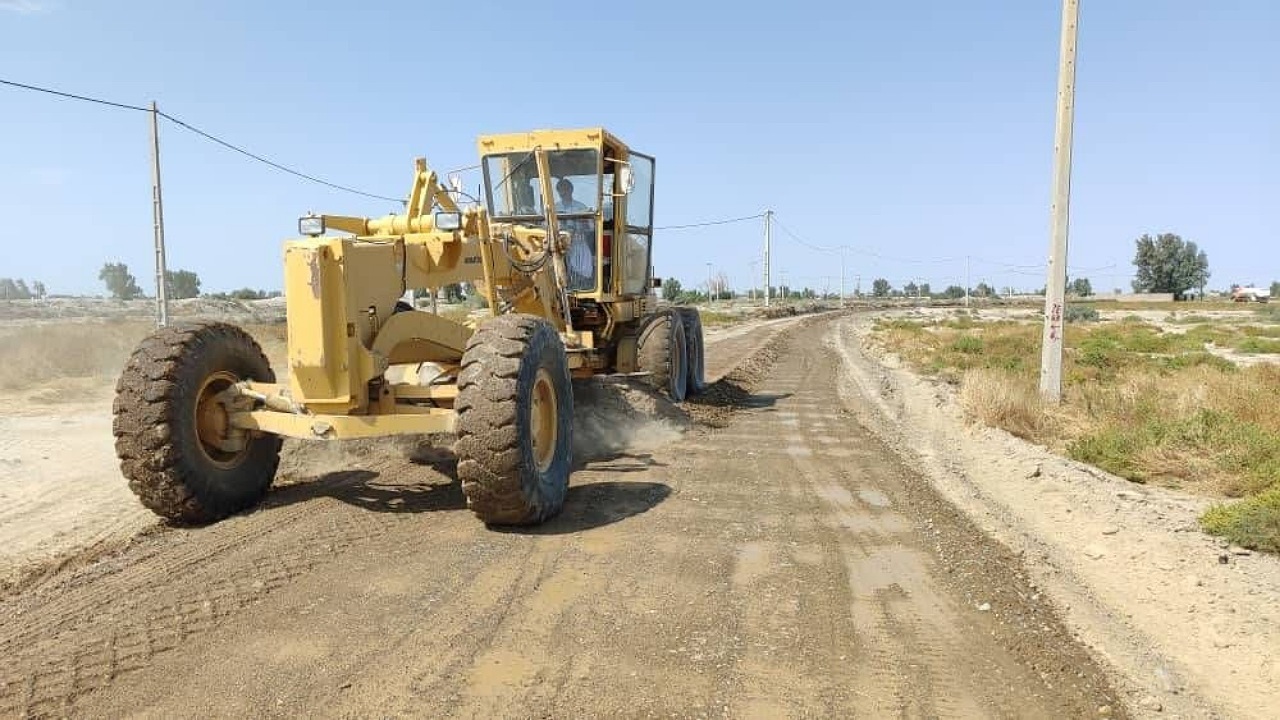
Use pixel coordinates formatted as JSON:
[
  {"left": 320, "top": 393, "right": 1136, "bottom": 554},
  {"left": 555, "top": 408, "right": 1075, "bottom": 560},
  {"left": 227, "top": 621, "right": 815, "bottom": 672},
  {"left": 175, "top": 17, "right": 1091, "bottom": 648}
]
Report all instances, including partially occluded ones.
[
  {"left": 676, "top": 307, "right": 706, "bottom": 395},
  {"left": 454, "top": 314, "right": 574, "bottom": 526},
  {"left": 112, "top": 321, "right": 282, "bottom": 524},
  {"left": 637, "top": 309, "right": 688, "bottom": 402}
]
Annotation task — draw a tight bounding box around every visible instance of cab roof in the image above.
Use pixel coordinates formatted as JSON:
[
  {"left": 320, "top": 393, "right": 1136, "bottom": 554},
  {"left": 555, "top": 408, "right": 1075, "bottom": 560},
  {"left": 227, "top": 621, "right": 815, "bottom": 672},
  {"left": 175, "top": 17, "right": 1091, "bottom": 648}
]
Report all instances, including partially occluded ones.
[{"left": 477, "top": 127, "right": 629, "bottom": 156}]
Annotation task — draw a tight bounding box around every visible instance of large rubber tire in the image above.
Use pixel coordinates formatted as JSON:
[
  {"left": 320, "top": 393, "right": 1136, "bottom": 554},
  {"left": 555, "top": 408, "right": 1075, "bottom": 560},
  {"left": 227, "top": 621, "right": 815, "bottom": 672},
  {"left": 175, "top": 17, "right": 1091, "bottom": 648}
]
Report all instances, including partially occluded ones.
[
  {"left": 676, "top": 307, "right": 706, "bottom": 395},
  {"left": 637, "top": 309, "right": 688, "bottom": 402},
  {"left": 112, "top": 321, "right": 282, "bottom": 524},
  {"left": 454, "top": 313, "right": 574, "bottom": 526}
]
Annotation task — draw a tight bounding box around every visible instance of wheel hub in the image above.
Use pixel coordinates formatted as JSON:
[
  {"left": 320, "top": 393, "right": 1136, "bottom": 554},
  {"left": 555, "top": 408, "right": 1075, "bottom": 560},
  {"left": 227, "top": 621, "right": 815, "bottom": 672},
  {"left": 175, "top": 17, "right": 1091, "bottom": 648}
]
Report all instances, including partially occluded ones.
[
  {"left": 530, "top": 368, "right": 558, "bottom": 473},
  {"left": 195, "top": 371, "right": 250, "bottom": 468}
]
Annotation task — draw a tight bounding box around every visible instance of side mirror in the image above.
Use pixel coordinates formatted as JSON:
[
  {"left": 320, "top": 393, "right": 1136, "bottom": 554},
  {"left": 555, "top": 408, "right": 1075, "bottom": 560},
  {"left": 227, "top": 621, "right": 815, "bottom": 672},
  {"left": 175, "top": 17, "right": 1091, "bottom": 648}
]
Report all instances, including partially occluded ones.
[
  {"left": 435, "top": 211, "right": 462, "bottom": 231},
  {"left": 618, "top": 163, "right": 635, "bottom": 195}
]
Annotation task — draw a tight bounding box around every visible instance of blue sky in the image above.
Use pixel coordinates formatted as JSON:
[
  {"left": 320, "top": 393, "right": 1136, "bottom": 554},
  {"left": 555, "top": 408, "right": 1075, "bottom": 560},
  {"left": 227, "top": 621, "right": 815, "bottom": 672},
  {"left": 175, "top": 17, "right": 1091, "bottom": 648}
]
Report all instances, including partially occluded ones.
[{"left": 1, "top": 0, "right": 1275, "bottom": 297}]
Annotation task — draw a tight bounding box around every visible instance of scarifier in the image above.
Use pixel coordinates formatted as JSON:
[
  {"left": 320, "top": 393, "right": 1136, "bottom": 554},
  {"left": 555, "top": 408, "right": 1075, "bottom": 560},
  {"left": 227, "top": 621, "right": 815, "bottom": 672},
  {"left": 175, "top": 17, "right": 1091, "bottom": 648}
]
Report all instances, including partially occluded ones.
[{"left": 113, "top": 128, "right": 704, "bottom": 526}]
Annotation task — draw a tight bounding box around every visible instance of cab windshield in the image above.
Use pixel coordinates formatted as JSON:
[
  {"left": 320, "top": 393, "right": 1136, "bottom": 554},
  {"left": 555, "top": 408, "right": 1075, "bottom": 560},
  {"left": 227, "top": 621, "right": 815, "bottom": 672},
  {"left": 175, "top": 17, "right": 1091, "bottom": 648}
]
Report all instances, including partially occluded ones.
[{"left": 483, "top": 149, "right": 600, "bottom": 219}]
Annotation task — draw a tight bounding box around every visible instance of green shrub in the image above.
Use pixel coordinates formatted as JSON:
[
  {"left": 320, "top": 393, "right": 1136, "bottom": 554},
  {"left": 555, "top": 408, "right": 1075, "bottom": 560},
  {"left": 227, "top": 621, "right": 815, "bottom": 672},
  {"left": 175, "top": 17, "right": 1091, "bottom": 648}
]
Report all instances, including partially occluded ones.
[
  {"left": 1068, "top": 428, "right": 1145, "bottom": 482},
  {"left": 952, "top": 335, "right": 984, "bottom": 354},
  {"left": 1154, "top": 352, "right": 1237, "bottom": 373},
  {"left": 1065, "top": 304, "right": 1099, "bottom": 323},
  {"left": 1201, "top": 487, "right": 1280, "bottom": 553},
  {"left": 1236, "top": 337, "right": 1280, "bottom": 354}
]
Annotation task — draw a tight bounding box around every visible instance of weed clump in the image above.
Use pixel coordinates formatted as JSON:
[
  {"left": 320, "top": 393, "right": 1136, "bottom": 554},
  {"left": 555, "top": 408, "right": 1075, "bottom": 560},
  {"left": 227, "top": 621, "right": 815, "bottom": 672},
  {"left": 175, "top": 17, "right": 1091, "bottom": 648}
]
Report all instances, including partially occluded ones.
[{"left": 1201, "top": 487, "right": 1280, "bottom": 553}]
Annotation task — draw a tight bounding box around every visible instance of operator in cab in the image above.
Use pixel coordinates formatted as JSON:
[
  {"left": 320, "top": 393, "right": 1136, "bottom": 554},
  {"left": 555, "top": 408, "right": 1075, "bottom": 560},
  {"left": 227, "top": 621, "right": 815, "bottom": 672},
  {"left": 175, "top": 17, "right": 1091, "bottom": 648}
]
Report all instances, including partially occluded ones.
[{"left": 555, "top": 178, "right": 595, "bottom": 290}]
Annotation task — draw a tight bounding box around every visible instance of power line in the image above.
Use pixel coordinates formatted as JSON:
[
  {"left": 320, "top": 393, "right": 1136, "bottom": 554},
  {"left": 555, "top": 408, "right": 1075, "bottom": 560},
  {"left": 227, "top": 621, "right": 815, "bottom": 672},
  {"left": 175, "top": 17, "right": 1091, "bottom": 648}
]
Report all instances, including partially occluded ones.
[
  {"left": 655, "top": 212, "right": 764, "bottom": 231},
  {"left": 0, "top": 77, "right": 148, "bottom": 112},
  {"left": 773, "top": 214, "right": 963, "bottom": 264},
  {"left": 2, "top": 76, "right": 403, "bottom": 204},
  {"left": 770, "top": 215, "right": 841, "bottom": 253},
  {"left": 156, "top": 112, "right": 403, "bottom": 203}
]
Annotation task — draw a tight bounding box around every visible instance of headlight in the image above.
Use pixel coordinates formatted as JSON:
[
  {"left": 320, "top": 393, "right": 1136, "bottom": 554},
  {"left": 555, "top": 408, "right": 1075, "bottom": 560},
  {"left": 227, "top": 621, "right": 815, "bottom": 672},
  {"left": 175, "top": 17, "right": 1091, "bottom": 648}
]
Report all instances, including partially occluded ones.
[
  {"left": 298, "top": 215, "right": 325, "bottom": 237},
  {"left": 435, "top": 211, "right": 462, "bottom": 231}
]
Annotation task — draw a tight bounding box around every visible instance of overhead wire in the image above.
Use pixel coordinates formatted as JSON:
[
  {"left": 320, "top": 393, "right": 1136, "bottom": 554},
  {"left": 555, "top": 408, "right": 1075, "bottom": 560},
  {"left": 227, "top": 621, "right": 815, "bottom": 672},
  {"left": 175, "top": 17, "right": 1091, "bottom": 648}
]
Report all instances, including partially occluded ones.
[
  {"left": 655, "top": 213, "right": 764, "bottom": 231},
  {"left": 772, "top": 213, "right": 962, "bottom": 265},
  {"left": 1, "top": 76, "right": 404, "bottom": 204},
  {"left": 156, "top": 112, "right": 404, "bottom": 204},
  {"left": 0, "top": 77, "right": 148, "bottom": 112},
  {"left": 1, "top": 78, "right": 1128, "bottom": 283}
]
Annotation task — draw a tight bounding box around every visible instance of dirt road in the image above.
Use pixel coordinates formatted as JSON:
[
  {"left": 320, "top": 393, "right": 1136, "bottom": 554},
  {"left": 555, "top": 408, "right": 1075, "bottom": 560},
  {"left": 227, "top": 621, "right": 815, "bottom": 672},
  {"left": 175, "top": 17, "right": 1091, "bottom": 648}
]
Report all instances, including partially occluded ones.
[{"left": 0, "top": 313, "right": 1123, "bottom": 718}]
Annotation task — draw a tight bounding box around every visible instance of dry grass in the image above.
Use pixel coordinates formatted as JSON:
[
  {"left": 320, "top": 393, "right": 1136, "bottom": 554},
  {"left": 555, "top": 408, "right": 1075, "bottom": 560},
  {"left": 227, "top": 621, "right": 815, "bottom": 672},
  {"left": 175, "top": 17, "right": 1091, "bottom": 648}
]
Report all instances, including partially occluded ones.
[
  {"left": 871, "top": 313, "right": 1280, "bottom": 549},
  {"left": 959, "top": 369, "right": 1056, "bottom": 442},
  {"left": 1064, "top": 366, "right": 1280, "bottom": 497},
  {"left": 0, "top": 321, "right": 153, "bottom": 392},
  {"left": 0, "top": 319, "right": 288, "bottom": 395}
]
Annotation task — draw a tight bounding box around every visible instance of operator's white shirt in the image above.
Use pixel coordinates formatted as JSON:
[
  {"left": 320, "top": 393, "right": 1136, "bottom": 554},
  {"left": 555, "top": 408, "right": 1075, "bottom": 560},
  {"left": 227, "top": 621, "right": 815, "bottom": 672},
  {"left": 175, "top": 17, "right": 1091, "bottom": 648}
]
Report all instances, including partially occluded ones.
[{"left": 556, "top": 200, "right": 592, "bottom": 284}]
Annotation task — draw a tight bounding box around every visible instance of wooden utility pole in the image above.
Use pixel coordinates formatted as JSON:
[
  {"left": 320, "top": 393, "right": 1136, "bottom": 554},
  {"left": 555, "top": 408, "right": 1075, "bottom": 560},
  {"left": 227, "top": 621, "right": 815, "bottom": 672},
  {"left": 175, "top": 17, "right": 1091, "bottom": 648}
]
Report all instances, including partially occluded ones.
[
  {"left": 1039, "top": 0, "right": 1080, "bottom": 402},
  {"left": 149, "top": 101, "right": 170, "bottom": 328}
]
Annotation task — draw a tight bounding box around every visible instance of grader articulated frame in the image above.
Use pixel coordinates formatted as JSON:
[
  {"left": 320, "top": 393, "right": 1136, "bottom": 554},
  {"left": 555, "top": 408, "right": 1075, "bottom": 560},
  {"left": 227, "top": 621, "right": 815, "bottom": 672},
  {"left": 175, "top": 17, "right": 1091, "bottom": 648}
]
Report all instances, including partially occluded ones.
[{"left": 113, "top": 128, "right": 705, "bottom": 527}]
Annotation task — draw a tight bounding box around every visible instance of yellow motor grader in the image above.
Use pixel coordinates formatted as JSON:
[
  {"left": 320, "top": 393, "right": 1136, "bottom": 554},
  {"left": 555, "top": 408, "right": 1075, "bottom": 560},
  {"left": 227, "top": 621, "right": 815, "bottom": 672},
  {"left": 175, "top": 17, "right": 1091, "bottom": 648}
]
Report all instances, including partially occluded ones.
[{"left": 113, "top": 128, "right": 705, "bottom": 526}]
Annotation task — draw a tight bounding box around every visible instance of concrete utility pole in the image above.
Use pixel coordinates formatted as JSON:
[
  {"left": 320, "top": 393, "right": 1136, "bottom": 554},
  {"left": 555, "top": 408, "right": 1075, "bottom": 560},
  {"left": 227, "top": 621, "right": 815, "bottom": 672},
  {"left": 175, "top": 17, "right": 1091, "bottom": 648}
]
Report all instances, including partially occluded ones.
[
  {"left": 1039, "top": 0, "right": 1081, "bottom": 403},
  {"left": 840, "top": 249, "right": 846, "bottom": 308},
  {"left": 965, "top": 255, "right": 971, "bottom": 309},
  {"left": 748, "top": 260, "right": 758, "bottom": 301},
  {"left": 780, "top": 269, "right": 788, "bottom": 305},
  {"left": 149, "top": 101, "right": 170, "bottom": 328},
  {"left": 706, "top": 262, "right": 714, "bottom": 305},
  {"left": 763, "top": 210, "right": 773, "bottom": 307}
]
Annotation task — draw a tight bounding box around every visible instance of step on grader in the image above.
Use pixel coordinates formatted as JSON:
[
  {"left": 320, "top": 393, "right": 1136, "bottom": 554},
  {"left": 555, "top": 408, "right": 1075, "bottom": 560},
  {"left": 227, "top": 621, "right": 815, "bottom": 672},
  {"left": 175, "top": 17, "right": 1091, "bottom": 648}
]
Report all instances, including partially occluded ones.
[{"left": 113, "top": 128, "right": 705, "bottom": 527}]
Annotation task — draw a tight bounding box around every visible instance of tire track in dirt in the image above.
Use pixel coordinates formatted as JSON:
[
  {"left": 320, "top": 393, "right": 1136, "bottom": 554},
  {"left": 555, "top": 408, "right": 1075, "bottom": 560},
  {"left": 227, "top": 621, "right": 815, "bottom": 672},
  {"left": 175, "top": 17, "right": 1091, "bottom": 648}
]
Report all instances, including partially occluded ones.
[
  {"left": 0, "top": 316, "right": 802, "bottom": 717},
  {"left": 0, "top": 312, "right": 1124, "bottom": 717},
  {"left": 0, "top": 456, "right": 465, "bottom": 718}
]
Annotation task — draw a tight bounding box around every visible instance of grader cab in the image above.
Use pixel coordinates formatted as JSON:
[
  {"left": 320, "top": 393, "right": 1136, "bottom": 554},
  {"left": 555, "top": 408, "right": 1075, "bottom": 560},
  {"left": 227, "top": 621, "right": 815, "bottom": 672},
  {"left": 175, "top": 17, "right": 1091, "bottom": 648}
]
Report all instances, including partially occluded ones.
[{"left": 113, "top": 128, "right": 705, "bottom": 527}]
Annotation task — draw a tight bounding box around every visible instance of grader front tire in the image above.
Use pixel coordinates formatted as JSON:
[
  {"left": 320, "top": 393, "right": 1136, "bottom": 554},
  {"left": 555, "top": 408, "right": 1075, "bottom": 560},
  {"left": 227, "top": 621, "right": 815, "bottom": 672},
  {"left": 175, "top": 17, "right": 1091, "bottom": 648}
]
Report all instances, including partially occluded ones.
[
  {"left": 454, "top": 314, "right": 574, "bottom": 526},
  {"left": 112, "top": 321, "right": 282, "bottom": 524}
]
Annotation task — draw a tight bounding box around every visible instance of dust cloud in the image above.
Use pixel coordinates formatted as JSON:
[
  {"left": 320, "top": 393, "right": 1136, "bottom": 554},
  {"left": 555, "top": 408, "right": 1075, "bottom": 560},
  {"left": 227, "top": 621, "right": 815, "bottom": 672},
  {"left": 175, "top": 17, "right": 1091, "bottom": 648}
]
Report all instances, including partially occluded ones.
[{"left": 570, "top": 378, "right": 687, "bottom": 466}]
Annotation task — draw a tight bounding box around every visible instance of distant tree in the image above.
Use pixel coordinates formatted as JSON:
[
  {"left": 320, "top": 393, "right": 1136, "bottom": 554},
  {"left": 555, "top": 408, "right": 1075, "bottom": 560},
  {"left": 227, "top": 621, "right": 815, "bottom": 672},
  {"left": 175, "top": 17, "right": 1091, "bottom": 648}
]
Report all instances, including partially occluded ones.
[
  {"left": 919, "top": 282, "right": 931, "bottom": 297},
  {"left": 941, "top": 285, "right": 966, "bottom": 300},
  {"left": 165, "top": 269, "right": 201, "bottom": 299},
  {"left": 872, "top": 278, "right": 891, "bottom": 297},
  {"left": 974, "top": 282, "right": 996, "bottom": 298},
  {"left": 903, "top": 281, "right": 919, "bottom": 298},
  {"left": 661, "top": 277, "right": 683, "bottom": 302},
  {"left": 709, "top": 272, "right": 730, "bottom": 301},
  {"left": 0, "top": 278, "right": 28, "bottom": 299},
  {"left": 1131, "top": 232, "right": 1209, "bottom": 299},
  {"left": 227, "top": 288, "right": 268, "bottom": 300},
  {"left": 31, "top": 280, "right": 46, "bottom": 299},
  {"left": 1271, "top": 281, "right": 1280, "bottom": 299},
  {"left": 99, "top": 262, "right": 142, "bottom": 300},
  {"left": 1069, "top": 277, "right": 1093, "bottom": 297},
  {"left": 14, "top": 279, "right": 31, "bottom": 298}
]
